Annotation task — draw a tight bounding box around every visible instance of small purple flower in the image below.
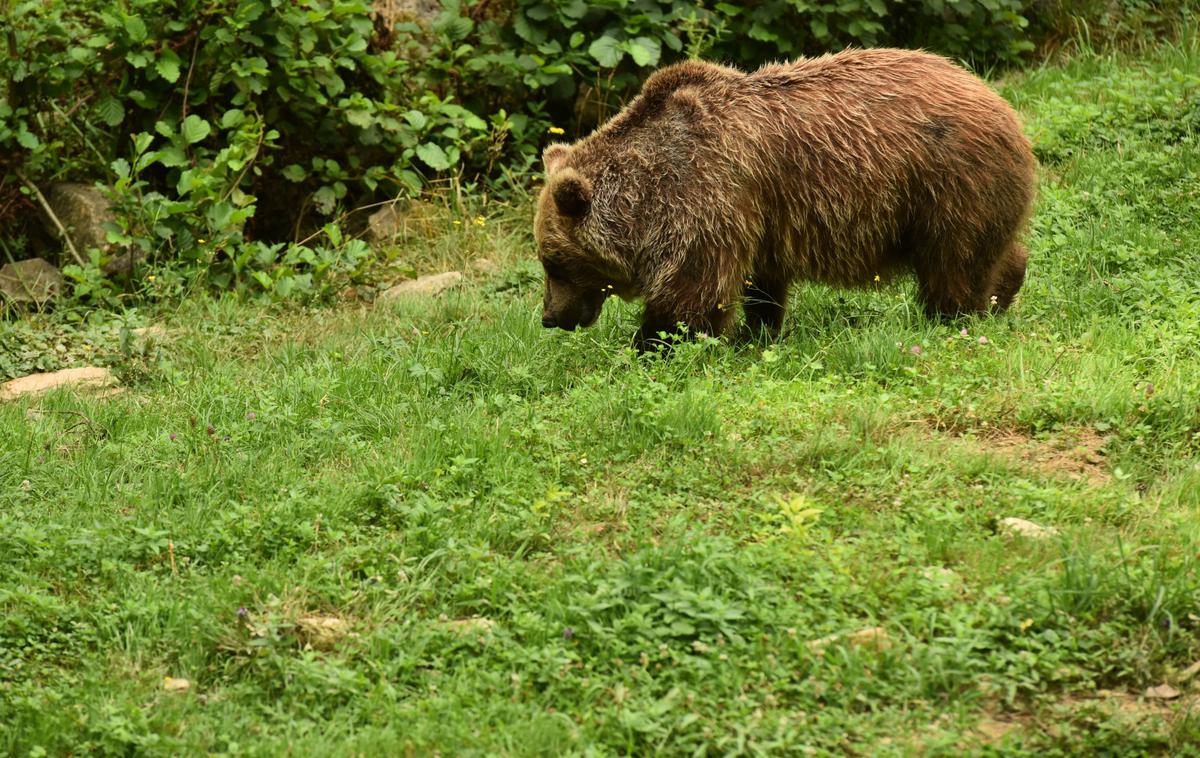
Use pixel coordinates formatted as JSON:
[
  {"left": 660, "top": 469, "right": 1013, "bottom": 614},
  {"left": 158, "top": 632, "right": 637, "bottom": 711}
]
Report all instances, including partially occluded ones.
[
  {"left": 909, "top": 345, "right": 922, "bottom": 355},
  {"left": 978, "top": 336, "right": 989, "bottom": 345},
  {"left": 960, "top": 328, "right": 969, "bottom": 337},
  {"left": 237, "top": 607, "right": 248, "bottom": 617},
  {"left": 563, "top": 627, "right": 574, "bottom": 640},
  {"left": 246, "top": 412, "right": 257, "bottom": 421},
  {"left": 169, "top": 432, "right": 177, "bottom": 441},
  {"left": 1145, "top": 383, "right": 1155, "bottom": 397}
]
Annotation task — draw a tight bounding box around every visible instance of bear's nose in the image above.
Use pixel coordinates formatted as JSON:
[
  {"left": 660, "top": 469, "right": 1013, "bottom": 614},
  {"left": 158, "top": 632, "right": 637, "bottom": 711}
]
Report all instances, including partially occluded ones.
[{"left": 541, "top": 315, "right": 558, "bottom": 329}]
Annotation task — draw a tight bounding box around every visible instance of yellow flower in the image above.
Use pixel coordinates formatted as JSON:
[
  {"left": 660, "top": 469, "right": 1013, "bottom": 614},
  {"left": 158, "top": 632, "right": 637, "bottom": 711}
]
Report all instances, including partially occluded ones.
[
  {"left": 452, "top": 220, "right": 462, "bottom": 226},
  {"left": 1019, "top": 618, "right": 1034, "bottom": 633},
  {"left": 548, "top": 126, "right": 565, "bottom": 135},
  {"left": 873, "top": 274, "right": 881, "bottom": 282},
  {"left": 198, "top": 239, "right": 207, "bottom": 244},
  {"left": 474, "top": 216, "right": 486, "bottom": 227},
  {"left": 147, "top": 275, "right": 156, "bottom": 282}
]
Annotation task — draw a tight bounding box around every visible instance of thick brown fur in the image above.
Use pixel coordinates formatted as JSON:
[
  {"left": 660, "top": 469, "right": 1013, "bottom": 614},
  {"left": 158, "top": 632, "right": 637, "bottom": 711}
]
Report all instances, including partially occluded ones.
[{"left": 534, "top": 50, "right": 1036, "bottom": 349}]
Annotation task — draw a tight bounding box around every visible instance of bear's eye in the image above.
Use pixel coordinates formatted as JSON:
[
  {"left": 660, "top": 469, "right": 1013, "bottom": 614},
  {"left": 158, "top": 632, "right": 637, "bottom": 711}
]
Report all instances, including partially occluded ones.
[{"left": 542, "top": 259, "right": 571, "bottom": 281}]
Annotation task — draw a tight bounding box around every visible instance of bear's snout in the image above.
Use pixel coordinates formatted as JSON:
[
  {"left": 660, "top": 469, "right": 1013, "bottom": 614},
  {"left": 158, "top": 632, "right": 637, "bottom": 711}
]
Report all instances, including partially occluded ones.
[
  {"left": 542, "top": 278, "right": 604, "bottom": 331},
  {"left": 541, "top": 302, "right": 594, "bottom": 331}
]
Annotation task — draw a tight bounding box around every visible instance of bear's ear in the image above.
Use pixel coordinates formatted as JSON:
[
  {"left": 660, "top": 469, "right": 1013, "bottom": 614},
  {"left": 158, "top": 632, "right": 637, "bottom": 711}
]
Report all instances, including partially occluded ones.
[
  {"left": 543, "top": 144, "right": 571, "bottom": 175},
  {"left": 551, "top": 168, "right": 592, "bottom": 219},
  {"left": 667, "top": 86, "right": 708, "bottom": 124}
]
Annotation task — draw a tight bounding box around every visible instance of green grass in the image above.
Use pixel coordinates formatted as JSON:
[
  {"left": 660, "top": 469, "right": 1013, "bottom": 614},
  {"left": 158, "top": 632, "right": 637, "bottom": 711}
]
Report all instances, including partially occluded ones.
[{"left": 3, "top": 33, "right": 1200, "bottom": 756}]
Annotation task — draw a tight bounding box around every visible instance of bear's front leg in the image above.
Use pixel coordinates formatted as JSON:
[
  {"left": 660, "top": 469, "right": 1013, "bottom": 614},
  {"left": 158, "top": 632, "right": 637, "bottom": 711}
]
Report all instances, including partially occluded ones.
[
  {"left": 741, "top": 275, "right": 789, "bottom": 339},
  {"left": 634, "top": 300, "right": 735, "bottom": 353}
]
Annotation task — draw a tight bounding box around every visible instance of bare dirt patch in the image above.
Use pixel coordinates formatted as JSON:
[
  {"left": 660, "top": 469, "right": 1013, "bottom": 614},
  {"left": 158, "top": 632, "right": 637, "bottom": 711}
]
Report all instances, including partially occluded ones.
[
  {"left": 925, "top": 421, "right": 1112, "bottom": 486},
  {"left": 967, "top": 689, "right": 1200, "bottom": 748},
  {"left": 983, "top": 427, "right": 1111, "bottom": 486}
]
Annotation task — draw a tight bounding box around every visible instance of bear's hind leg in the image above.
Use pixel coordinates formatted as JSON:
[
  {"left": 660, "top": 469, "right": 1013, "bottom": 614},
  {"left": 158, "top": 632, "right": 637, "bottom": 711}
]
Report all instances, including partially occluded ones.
[
  {"left": 987, "top": 241, "right": 1027, "bottom": 312},
  {"left": 742, "top": 275, "right": 789, "bottom": 338},
  {"left": 914, "top": 257, "right": 980, "bottom": 319}
]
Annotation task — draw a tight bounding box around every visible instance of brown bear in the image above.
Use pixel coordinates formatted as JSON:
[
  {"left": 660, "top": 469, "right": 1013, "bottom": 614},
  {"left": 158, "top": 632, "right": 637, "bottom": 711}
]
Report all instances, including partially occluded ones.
[{"left": 533, "top": 49, "right": 1036, "bottom": 351}]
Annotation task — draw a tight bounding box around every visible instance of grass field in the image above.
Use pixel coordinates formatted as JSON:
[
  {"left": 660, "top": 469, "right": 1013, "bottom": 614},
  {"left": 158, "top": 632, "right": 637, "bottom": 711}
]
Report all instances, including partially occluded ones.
[{"left": 3, "top": 30, "right": 1200, "bottom": 756}]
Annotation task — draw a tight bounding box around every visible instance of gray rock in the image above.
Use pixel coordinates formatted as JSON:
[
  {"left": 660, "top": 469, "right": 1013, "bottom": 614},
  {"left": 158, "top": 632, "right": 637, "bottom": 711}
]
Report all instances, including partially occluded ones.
[
  {"left": 378, "top": 271, "right": 462, "bottom": 301},
  {"left": 45, "top": 183, "right": 115, "bottom": 254},
  {"left": 363, "top": 201, "right": 409, "bottom": 243},
  {"left": 362, "top": 198, "right": 440, "bottom": 243},
  {"left": 0, "top": 258, "right": 63, "bottom": 305}
]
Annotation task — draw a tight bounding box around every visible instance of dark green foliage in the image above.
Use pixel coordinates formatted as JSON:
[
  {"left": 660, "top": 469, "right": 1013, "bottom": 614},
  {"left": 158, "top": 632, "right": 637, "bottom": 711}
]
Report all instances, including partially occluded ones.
[{"left": 0, "top": 0, "right": 1192, "bottom": 300}]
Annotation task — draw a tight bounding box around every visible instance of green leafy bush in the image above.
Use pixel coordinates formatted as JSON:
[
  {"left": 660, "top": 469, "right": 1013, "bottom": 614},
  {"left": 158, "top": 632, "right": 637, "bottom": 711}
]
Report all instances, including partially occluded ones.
[
  {"left": 0, "top": 0, "right": 1192, "bottom": 302},
  {"left": 1, "top": 0, "right": 506, "bottom": 297}
]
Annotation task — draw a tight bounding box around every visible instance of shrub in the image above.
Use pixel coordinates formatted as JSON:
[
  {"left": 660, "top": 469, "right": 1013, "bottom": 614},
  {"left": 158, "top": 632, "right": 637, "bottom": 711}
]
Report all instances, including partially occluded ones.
[{"left": 0, "top": 0, "right": 1192, "bottom": 301}]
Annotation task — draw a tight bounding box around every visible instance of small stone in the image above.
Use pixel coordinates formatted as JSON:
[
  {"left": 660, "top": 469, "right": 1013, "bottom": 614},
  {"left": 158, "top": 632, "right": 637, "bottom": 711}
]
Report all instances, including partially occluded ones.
[
  {"left": 295, "top": 615, "right": 351, "bottom": 649},
  {"left": 0, "top": 367, "right": 120, "bottom": 401},
  {"left": 998, "top": 517, "right": 1058, "bottom": 539},
  {"left": 1144, "top": 683, "right": 1181, "bottom": 699},
  {"left": 444, "top": 616, "right": 496, "bottom": 635},
  {"left": 807, "top": 626, "right": 891, "bottom": 652},
  {"left": 162, "top": 676, "right": 191, "bottom": 693},
  {"left": 378, "top": 271, "right": 463, "bottom": 301},
  {"left": 0, "top": 258, "right": 62, "bottom": 305}
]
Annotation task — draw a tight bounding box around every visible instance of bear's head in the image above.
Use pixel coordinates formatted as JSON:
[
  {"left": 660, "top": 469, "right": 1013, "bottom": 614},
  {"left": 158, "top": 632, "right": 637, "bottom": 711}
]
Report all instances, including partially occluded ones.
[{"left": 534, "top": 144, "right": 634, "bottom": 331}]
